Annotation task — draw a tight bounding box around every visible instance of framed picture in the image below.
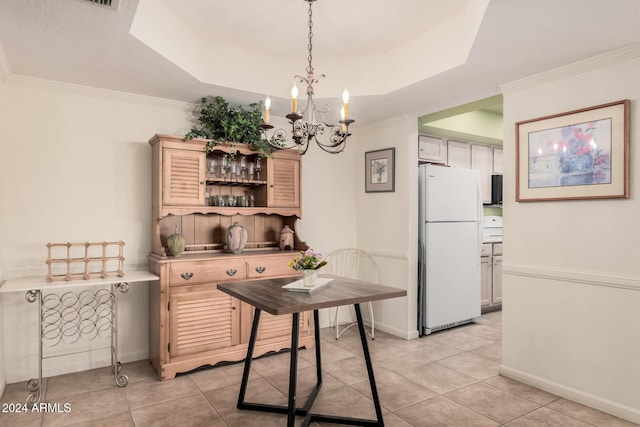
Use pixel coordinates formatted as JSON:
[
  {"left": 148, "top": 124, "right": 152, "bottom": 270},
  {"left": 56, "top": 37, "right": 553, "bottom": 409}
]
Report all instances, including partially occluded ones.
[
  {"left": 365, "top": 147, "right": 395, "bottom": 193},
  {"left": 516, "top": 99, "right": 629, "bottom": 202}
]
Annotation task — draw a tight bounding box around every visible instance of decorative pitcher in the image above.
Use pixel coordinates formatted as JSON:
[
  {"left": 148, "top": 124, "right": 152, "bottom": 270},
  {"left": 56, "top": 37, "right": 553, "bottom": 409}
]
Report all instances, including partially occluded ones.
[
  {"left": 279, "top": 225, "right": 295, "bottom": 250},
  {"left": 226, "top": 222, "right": 248, "bottom": 254}
]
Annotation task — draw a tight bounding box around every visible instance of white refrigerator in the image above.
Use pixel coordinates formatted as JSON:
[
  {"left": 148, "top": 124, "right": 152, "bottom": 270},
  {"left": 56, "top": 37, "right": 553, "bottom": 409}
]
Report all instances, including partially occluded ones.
[{"left": 418, "top": 164, "right": 482, "bottom": 335}]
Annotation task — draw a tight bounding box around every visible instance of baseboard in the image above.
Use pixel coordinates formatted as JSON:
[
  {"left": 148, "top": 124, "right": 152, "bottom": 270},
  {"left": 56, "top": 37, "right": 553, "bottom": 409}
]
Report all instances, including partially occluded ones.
[
  {"left": 47, "top": 349, "right": 149, "bottom": 379},
  {"left": 5, "top": 350, "right": 149, "bottom": 384},
  {"left": 499, "top": 364, "right": 640, "bottom": 424},
  {"left": 373, "top": 322, "right": 418, "bottom": 340}
]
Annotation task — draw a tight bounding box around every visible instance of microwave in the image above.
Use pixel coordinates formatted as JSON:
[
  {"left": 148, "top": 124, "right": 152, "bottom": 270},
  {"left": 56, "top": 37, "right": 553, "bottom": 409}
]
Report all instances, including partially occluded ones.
[{"left": 491, "top": 174, "right": 503, "bottom": 205}]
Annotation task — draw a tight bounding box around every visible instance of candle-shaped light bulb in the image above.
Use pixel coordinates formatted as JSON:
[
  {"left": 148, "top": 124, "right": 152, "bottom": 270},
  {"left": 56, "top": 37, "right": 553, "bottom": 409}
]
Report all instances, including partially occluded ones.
[
  {"left": 264, "top": 96, "right": 271, "bottom": 125},
  {"left": 342, "top": 88, "right": 350, "bottom": 119},
  {"left": 291, "top": 83, "right": 299, "bottom": 113},
  {"left": 340, "top": 107, "right": 347, "bottom": 132}
]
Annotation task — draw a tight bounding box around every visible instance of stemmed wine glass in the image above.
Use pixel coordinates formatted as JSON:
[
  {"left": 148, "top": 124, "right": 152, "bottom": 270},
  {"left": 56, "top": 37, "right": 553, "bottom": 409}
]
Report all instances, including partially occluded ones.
[
  {"left": 255, "top": 158, "right": 262, "bottom": 180},
  {"left": 239, "top": 156, "right": 247, "bottom": 181},
  {"left": 207, "top": 158, "right": 216, "bottom": 179},
  {"left": 220, "top": 154, "right": 230, "bottom": 181},
  {"left": 230, "top": 159, "right": 238, "bottom": 182}
]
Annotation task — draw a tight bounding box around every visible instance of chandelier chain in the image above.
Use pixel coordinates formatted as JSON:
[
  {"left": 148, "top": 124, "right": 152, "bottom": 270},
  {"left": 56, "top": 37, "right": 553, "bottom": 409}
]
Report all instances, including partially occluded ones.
[{"left": 307, "top": 1, "right": 313, "bottom": 74}]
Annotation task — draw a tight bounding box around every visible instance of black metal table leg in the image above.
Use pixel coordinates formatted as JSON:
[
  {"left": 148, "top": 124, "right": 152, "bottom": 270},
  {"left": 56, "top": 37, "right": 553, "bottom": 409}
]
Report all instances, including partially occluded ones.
[
  {"left": 287, "top": 312, "right": 300, "bottom": 427},
  {"left": 236, "top": 306, "right": 383, "bottom": 426},
  {"left": 300, "top": 309, "right": 323, "bottom": 426},
  {"left": 354, "top": 303, "right": 384, "bottom": 426},
  {"left": 237, "top": 308, "right": 261, "bottom": 409},
  {"left": 305, "top": 303, "right": 384, "bottom": 427}
]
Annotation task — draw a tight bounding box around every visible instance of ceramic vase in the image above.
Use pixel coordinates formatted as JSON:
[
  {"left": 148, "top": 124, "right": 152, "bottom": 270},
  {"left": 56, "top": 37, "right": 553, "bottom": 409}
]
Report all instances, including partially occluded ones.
[
  {"left": 226, "top": 222, "right": 248, "bottom": 254},
  {"left": 302, "top": 269, "right": 318, "bottom": 287},
  {"left": 166, "top": 227, "right": 186, "bottom": 257}
]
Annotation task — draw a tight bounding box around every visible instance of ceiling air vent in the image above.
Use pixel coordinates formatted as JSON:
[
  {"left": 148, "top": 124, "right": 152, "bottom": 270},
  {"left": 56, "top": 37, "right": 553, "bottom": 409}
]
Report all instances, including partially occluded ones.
[{"left": 82, "top": 0, "right": 120, "bottom": 11}]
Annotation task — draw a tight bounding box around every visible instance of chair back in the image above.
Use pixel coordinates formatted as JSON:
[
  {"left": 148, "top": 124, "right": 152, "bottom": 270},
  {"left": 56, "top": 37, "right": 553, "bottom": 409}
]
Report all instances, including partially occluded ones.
[{"left": 324, "top": 248, "right": 378, "bottom": 283}]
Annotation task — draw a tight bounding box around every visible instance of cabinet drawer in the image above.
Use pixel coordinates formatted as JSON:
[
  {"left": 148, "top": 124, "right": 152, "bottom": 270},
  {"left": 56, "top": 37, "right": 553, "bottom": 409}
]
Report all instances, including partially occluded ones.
[
  {"left": 170, "top": 259, "right": 247, "bottom": 286},
  {"left": 493, "top": 243, "right": 503, "bottom": 256},
  {"left": 481, "top": 244, "right": 493, "bottom": 257},
  {"left": 247, "top": 255, "right": 298, "bottom": 279}
]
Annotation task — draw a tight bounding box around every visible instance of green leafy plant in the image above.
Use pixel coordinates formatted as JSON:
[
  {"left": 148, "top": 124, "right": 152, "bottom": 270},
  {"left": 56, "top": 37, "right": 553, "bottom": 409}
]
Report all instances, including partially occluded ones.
[{"left": 185, "top": 96, "right": 282, "bottom": 157}]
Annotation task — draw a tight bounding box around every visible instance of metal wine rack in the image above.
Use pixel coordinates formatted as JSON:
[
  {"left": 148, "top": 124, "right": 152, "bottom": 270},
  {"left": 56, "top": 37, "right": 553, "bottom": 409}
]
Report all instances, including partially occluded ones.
[{"left": 24, "top": 282, "right": 130, "bottom": 404}]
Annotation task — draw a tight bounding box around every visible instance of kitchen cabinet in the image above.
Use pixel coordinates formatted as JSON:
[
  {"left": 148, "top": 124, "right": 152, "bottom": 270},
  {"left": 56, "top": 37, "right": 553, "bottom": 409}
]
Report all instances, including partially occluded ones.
[
  {"left": 447, "top": 140, "right": 471, "bottom": 169},
  {"left": 481, "top": 242, "right": 502, "bottom": 312},
  {"left": 162, "top": 141, "right": 207, "bottom": 206},
  {"left": 148, "top": 134, "right": 313, "bottom": 380},
  {"left": 418, "top": 135, "right": 447, "bottom": 164},
  {"left": 493, "top": 147, "right": 503, "bottom": 174},
  {"left": 267, "top": 156, "right": 301, "bottom": 207}
]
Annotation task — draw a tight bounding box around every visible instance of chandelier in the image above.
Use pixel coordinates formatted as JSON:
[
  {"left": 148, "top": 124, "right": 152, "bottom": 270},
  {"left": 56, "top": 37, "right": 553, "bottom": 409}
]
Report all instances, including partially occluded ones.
[{"left": 260, "top": 0, "right": 354, "bottom": 154}]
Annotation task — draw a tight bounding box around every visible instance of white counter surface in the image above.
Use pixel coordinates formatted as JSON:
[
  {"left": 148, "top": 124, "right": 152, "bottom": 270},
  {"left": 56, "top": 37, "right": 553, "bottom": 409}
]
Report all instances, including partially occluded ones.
[{"left": 0, "top": 270, "right": 158, "bottom": 293}]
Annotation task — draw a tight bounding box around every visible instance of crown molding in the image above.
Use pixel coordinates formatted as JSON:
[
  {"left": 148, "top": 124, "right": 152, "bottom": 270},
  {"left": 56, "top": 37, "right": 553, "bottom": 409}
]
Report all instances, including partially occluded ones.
[
  {"left": 0, "top": 40, "right": 192, "bottom": 110},
  {"left": 501, "top": 43, "right": 640, "bottom": 94},
  {"left": 7, "top": 73, "right": 193, "bottom": 110}
]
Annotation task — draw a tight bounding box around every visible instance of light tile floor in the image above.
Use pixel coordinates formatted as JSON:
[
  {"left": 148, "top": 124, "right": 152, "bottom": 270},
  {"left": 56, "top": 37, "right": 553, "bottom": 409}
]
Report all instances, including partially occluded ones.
[{"left": 1, "top": 311, "right": 637, "bottom": 426}]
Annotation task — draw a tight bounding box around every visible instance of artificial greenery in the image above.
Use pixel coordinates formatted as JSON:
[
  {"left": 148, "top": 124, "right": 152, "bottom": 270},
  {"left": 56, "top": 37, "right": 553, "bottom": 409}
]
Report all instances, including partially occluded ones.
[{"left": 185, "top": 96, "right": 282, "bottom": 157}]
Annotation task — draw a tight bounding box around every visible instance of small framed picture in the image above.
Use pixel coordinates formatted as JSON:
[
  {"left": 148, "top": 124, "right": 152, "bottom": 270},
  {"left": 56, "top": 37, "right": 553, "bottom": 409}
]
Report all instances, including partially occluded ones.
[{"left": 365, "top": 147, "right": 395, "bottom": 193}]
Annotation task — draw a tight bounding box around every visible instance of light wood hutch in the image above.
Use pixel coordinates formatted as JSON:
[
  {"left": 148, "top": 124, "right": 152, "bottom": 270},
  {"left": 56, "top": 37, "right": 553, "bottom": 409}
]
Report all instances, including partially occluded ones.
[{"left": 147, "top": 134, "right": 313, "bottom": 380}]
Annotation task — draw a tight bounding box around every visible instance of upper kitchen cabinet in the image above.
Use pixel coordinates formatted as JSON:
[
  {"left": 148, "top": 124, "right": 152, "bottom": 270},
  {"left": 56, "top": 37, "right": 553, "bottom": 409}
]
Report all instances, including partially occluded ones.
[
  {"left": 418, "top": 135, "right": 447, "bottom": 164},
  {"left": 267, "top": 152, "right": 301, "bottom": 208},
  {"left": 493, "top": 147, "right": 503, "bottom": 174},
  {"left": 447, "top": 140, "right": 472, "bottom": 169},
  {"left": 160, "top": 138, "right": 207, "bottom": 207}
]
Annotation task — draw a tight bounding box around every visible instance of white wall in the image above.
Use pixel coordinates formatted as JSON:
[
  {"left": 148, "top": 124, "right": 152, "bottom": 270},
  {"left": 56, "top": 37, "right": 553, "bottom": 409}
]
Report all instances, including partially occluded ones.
[
  {"left": 500, "top": 46, "right": 640, "bottom": 423},
  {"left": 356, "top": 115, "right": 419, "bottom": 339},
  {"left": 0, "top": 79, "right": 358, "bottom": 384},
  {"left": 0, "top": 264, "right": 4, "bottom": 397},
  {"left": 0, "top": 80, "right": 193, "bottom": 383}
]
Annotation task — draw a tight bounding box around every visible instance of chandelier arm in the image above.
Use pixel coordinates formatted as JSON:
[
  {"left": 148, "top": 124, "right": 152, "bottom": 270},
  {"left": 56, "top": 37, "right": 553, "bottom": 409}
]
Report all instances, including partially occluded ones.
[{"left": 314, "top": 124, "right": 350, "bottom": 150}]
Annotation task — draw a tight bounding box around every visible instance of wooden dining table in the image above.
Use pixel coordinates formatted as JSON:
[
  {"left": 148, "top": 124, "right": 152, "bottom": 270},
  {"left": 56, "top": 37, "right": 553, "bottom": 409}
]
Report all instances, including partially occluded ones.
[{"left": 217, "top": 274, "right": 406, "bottom": 427}]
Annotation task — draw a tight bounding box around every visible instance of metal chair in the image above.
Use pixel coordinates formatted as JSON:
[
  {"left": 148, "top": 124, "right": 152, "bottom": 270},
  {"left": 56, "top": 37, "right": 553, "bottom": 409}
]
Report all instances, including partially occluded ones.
[{"left": 324, "top": 248, "right": 378, "bottom": 340}]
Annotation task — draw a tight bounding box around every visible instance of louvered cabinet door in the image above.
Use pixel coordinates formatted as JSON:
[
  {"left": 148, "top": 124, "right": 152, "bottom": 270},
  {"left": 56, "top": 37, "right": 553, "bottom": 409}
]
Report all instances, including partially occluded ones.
[
  {"left": 169, "top": 289, "right": 239, "bottom": 358},
  {"left": 258, "top": 311, "right": 308, "bottom": 341},
  {"left": 267, "top": 156, "right": 300, "bottom": 208},
  {"left": 163, "top": 148, "right": 206, "bottom": 206},
  {"left": 240, "top": 303, "right": 309, "bottom": 343}
]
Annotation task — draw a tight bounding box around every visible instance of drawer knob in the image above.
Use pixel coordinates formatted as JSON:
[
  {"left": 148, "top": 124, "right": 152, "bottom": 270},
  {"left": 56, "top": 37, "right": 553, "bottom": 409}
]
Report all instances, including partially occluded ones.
[
  {"left": 226, "top": 268, "right": 237, "bottom": 277},
  {"left": 255, "top": 266, "right": 266, "bottom": 274},
  {"left": 180, "top": 272, "right": 193, "bottom": 280}
]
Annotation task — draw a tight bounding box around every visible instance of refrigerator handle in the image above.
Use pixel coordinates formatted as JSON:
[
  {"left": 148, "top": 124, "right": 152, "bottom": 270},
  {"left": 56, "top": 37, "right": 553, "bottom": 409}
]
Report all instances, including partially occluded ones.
[{"left": 477, "top": 182, "right": 484, "bottom": 261}]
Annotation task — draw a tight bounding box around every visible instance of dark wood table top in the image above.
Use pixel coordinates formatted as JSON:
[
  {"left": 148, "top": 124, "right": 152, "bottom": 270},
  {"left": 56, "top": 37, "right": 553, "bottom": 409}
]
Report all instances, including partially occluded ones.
[{"left": 217, "top": 275, "right": 406, "bottom": 316}]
